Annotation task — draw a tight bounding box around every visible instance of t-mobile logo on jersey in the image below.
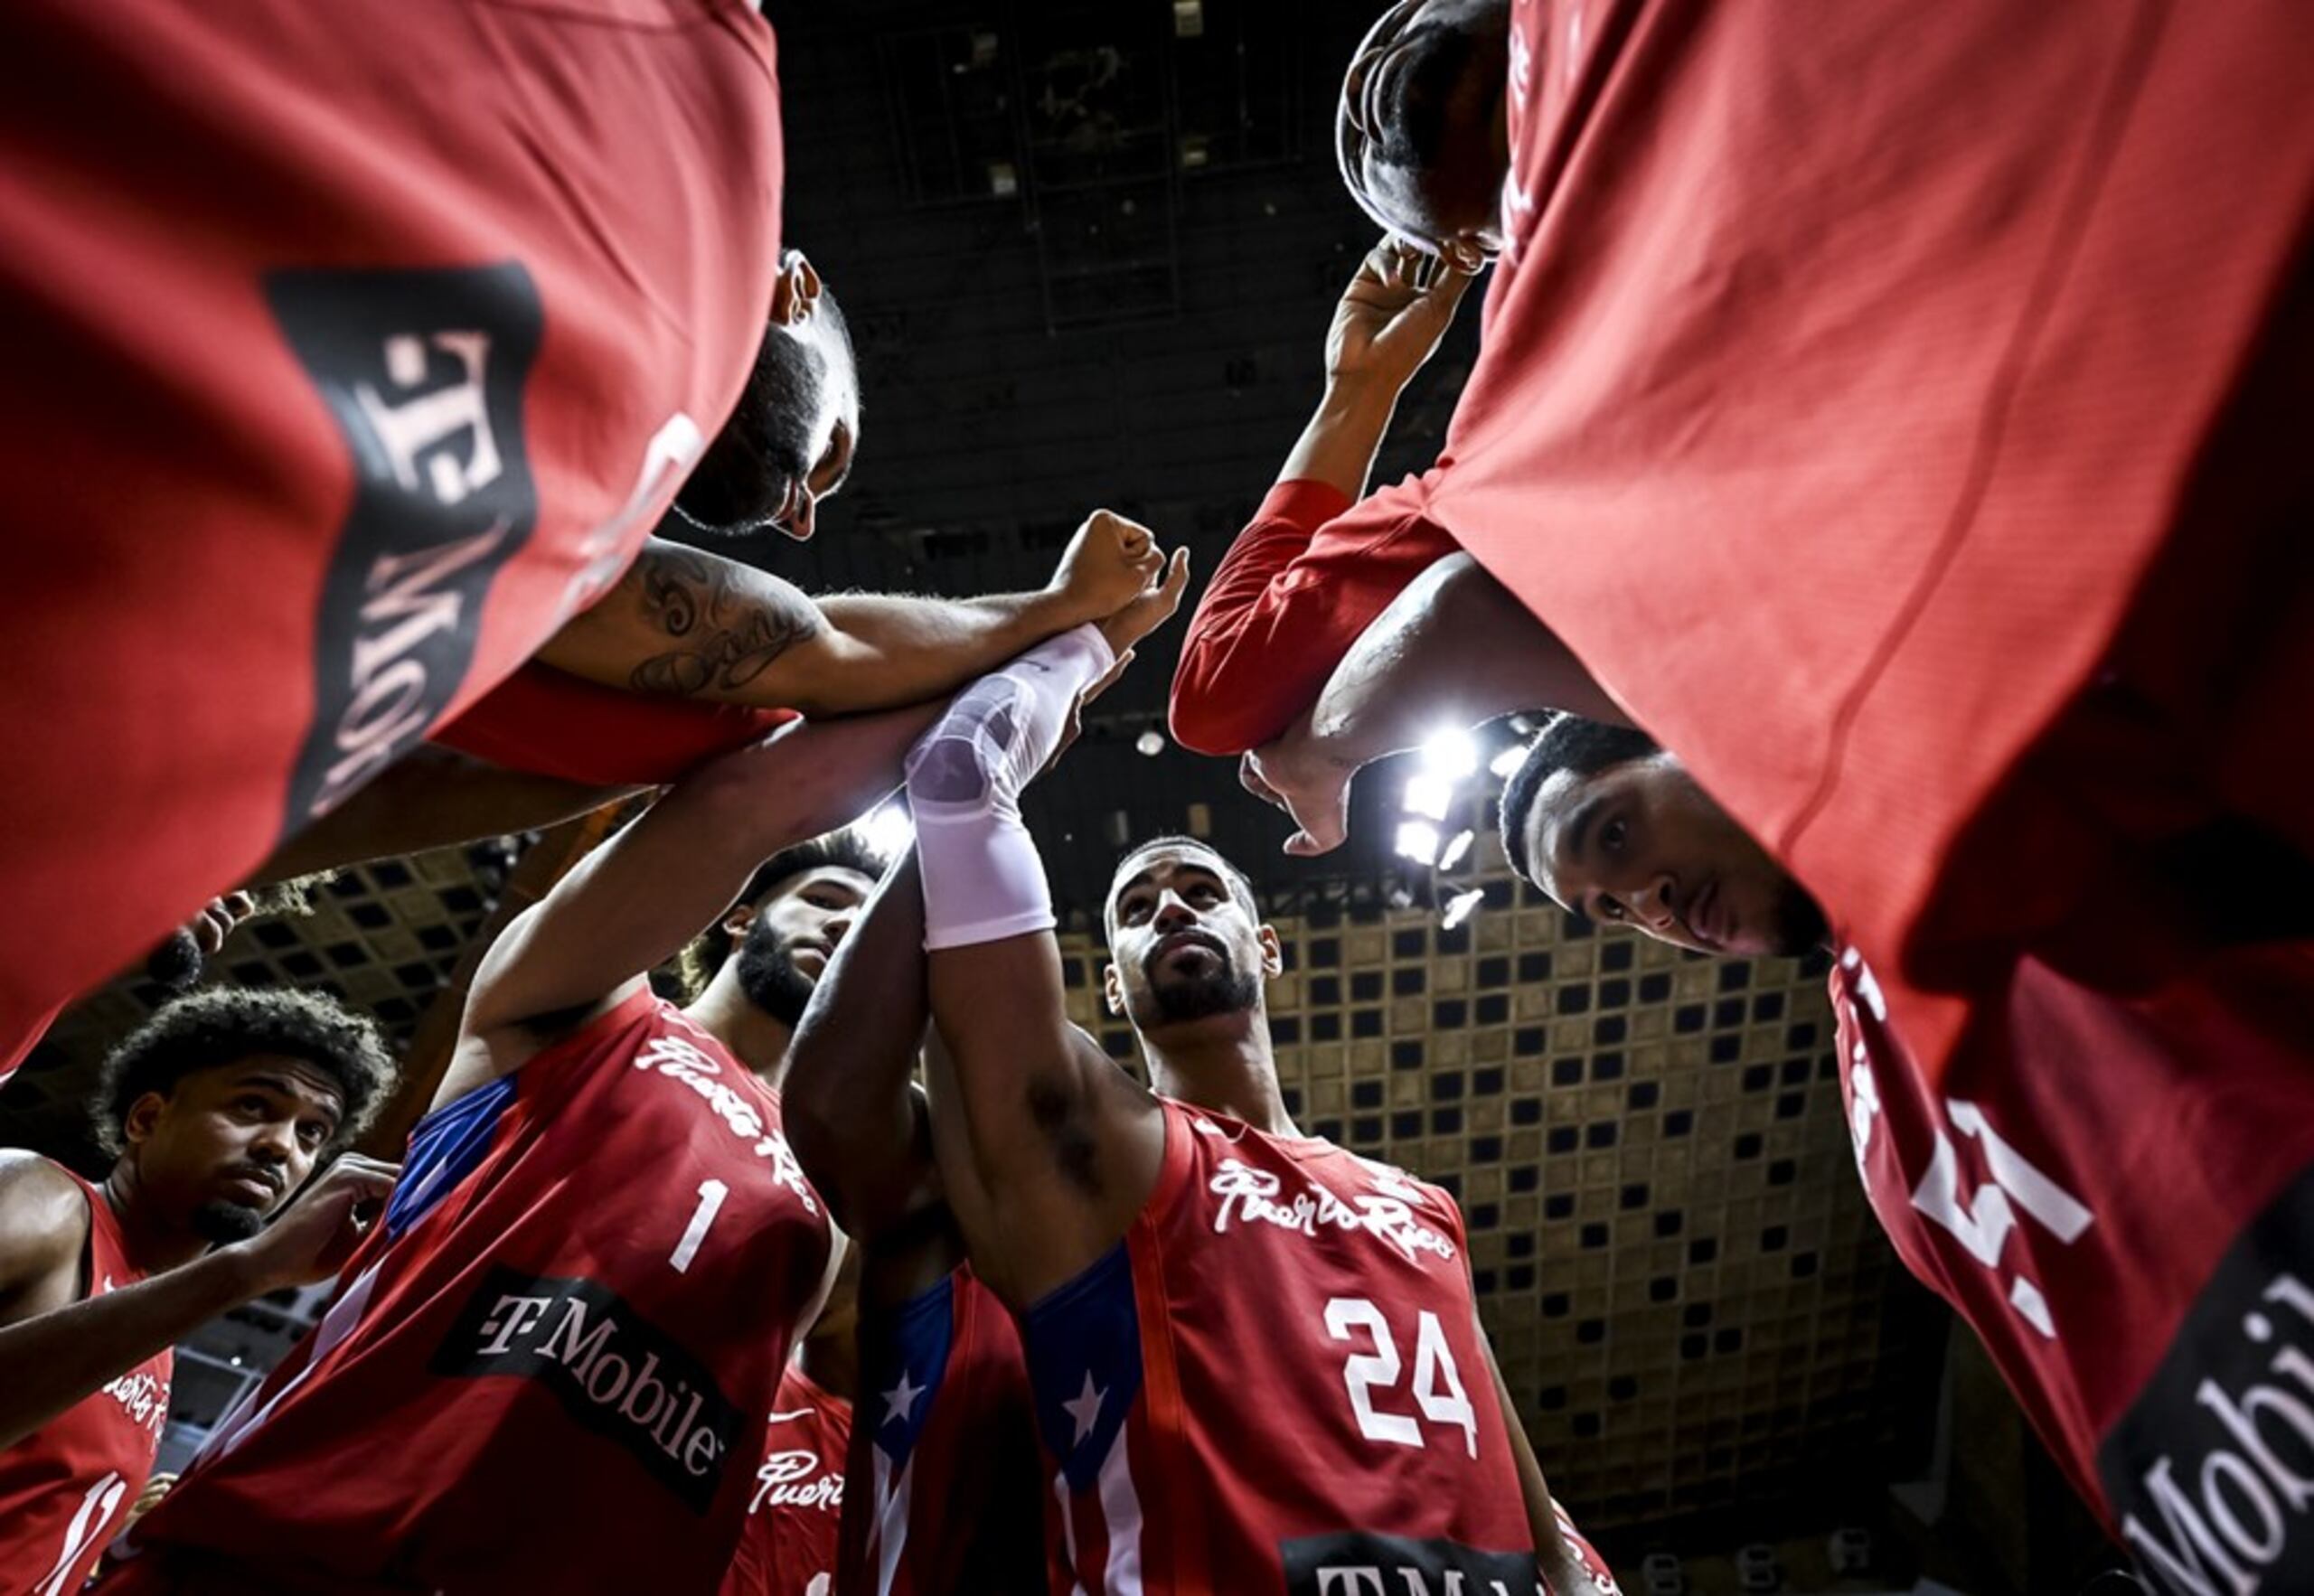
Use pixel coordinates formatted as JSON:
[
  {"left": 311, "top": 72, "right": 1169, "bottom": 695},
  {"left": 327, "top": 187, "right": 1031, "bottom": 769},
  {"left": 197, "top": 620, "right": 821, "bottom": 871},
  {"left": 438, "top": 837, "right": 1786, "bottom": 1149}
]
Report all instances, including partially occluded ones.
[
  {"left": 2103, "top": 1169, "right": 2314, "bottom": 1596},
  {"left": 1282, "top": 1531, "right": 1542, "bottom": 1596},
  {"left": 266, "top": 264, "right": 544, "bottom": 832},
  {"left": 430, "top": 1264, "right": 742, "bottom": 1514}
]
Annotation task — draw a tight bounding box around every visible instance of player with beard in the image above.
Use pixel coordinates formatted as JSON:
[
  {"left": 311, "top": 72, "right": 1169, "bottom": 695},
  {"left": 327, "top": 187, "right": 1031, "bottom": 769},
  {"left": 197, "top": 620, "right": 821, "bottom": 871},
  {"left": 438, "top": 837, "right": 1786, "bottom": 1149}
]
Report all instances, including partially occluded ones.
[
  {"left": 0, "top": 988, "right": 398, "bottom": 1594},
  {"left": 1496, "top": 715, "right": 2314, "bottom": 1577},
  {"left": 104, "top": 711, "right": 933, "bottom": 1594},
  {"left": 885, "top": 624, "right": 1615, "bottom": 1594}
]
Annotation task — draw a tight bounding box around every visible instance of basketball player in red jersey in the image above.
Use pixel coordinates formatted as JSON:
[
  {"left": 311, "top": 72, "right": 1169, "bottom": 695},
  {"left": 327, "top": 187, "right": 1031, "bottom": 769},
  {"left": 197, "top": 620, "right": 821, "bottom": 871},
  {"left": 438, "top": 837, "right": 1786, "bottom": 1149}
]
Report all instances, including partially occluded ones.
[
  {"left": 101, "top": 710, "right": 952, "bottom": 1593},
  {"left": 1491, "top": 715, "right": 2314, "bottom": 1588},
  {"left": 891, "top": 624, "right": 1613, "bottom": 1594},
  {"left": 724, "top": 1247, "right": 859, "bottom": 1596},
  {"left": 0, "top": 0, "right": 817, "bottom": 1070},
  {"left": 1198, "top": 0, "right": 2314, "bottom": 1082},
  {"left": 785, "top": 857, "right": 1068, "bottom": 1596},
  {"left": 0, "top": 989, "right": 400, "bottom": 1594},
  {"left": 777, "top": 576, "right": 1200, "bottom": 1595}
]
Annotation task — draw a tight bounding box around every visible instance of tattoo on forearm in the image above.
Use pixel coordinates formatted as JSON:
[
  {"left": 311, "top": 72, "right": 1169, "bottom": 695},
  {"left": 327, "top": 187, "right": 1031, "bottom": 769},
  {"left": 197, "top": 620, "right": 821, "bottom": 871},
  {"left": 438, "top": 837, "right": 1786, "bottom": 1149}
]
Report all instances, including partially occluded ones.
[{"left": 626, "top": 548, "right": 826, "bottom": 698}]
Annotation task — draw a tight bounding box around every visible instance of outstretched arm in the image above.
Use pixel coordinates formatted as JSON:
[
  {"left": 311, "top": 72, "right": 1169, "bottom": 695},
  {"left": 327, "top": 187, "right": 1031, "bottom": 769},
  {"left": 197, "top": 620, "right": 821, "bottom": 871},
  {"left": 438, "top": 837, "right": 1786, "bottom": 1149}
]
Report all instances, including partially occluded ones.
[
  {"left": 0, "top": 1151, "right": 398, "bottom": 1450},
  {"left": 254, "top": 745, "right": 636, "bottom": 885},
  {"left": 908, "top": 549, "right": 1191, "bottom": 1308},
  {"left": 783, "top": 856, "right": 944, "bottom": 1245},
  {"left": 444, "top": 706, "right": 941, "bottom": 1104},
  {"left": 534, "top": 515, "right": 1160, "bottom": 717},
  {"left": 1170, "top": 240, "right": 1472, "bottom": 756},
  {"left": 1239, "top": 551, "right": 1627, "bottom": 855}
]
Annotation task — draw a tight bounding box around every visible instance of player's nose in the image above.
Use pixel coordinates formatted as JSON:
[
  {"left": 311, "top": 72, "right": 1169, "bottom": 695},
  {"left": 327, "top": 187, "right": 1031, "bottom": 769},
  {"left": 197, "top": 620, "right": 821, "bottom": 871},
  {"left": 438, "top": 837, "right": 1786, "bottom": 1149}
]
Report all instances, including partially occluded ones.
[
  {"left": 1151, "top": 890, "right": 1199, "bottom": 933},
  {"left": 1631, "top": 876, "right": 1680, "bottom": 934}
]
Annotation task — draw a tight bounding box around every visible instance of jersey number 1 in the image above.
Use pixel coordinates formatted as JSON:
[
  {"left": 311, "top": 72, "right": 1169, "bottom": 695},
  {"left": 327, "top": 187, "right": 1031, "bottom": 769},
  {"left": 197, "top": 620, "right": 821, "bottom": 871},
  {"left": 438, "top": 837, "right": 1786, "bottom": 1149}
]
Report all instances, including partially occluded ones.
[
  {"left": 669, "top": 1178, "right": 729, "bottom": 1273},
  {"left": 1325, "top": 1297, "right": 1479, "bottom": 1459}
]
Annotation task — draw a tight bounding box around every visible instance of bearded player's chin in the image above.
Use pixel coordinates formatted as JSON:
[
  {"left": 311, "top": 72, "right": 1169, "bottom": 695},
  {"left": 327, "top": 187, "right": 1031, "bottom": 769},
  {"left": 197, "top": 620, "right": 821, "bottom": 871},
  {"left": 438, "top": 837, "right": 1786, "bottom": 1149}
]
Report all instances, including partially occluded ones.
[{"left": 190, "top": 1199, "right": 268, "bottom": 1245}]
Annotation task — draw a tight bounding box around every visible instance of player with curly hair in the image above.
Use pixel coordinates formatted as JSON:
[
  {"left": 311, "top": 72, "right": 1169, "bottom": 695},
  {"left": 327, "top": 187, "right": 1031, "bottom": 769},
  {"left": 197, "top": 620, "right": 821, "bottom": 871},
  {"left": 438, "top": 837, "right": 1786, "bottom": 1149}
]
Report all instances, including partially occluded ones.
[{"left": 0, "top": 986, "right": 400, "bottom": 1593}]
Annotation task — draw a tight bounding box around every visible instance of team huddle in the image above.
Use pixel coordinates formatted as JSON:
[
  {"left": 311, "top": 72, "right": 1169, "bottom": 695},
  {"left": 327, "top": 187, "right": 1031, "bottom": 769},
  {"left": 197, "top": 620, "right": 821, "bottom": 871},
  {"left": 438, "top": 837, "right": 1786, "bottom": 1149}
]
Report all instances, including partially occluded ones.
[{"left": 0, "top": 0, "right": 2308, "bottom": 1591}]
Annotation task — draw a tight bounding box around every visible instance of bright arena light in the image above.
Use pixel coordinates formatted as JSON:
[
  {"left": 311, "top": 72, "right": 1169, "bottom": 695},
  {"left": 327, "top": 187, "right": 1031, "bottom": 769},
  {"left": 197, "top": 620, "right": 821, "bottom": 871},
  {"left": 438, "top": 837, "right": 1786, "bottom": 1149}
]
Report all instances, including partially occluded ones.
[
  {"left": 861, "top": 801, "right": 915, "bottom": 861},
  {"left": 1402, "top": 773, "right": 1454, "bottom": 821},
  {"left": 1440, "top": 887, "right": 1486, "bottom": 930},
  {"left": 1134, "top": 729, "right": 1167, "bottom": 757},
  {"left": 1438, "top": 829, "right": 1475, "bottom": 872},
  {"left": 1394, "top": 819, "right": 1441, "bottom": 867},
  {"left": 1419, "top": 726, "right": 1480, "bottom": 779},
  {"left": 1490, "top": 743, "right": 1528, "bottom": 779}
]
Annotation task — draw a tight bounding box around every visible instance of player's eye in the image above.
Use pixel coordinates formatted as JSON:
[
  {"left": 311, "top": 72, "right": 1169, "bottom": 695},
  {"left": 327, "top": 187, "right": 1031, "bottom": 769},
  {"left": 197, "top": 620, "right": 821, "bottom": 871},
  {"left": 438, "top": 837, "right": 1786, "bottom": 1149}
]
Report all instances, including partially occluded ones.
[
  {"left": 1602, "top": 817, "right": 1629, "bottom": 854},
  {"left": 1596, "top": 897, "right": 1627, "bottom": 923}
]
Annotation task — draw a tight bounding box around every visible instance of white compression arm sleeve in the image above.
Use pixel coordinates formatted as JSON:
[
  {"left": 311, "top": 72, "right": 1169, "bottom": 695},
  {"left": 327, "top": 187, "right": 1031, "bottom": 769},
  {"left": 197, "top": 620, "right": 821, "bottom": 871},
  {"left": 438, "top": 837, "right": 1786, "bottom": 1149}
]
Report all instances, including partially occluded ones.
[{"left": 905, "top": 624, "right": 1115, "bottom": 951}]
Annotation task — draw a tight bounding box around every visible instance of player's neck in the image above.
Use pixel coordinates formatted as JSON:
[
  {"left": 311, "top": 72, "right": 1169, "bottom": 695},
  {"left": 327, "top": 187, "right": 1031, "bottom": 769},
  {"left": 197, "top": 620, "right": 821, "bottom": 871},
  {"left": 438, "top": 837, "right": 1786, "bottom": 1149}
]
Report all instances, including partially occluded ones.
[
  {"left": 1145, "top": 1023, "right": 1297, "bottom": 1137},
  {"left": 683, "top": 986, "right": 797, "bottom": 1089},
  {"left": 100, "top": 1164, "right": 211, "bottom": 1273}
]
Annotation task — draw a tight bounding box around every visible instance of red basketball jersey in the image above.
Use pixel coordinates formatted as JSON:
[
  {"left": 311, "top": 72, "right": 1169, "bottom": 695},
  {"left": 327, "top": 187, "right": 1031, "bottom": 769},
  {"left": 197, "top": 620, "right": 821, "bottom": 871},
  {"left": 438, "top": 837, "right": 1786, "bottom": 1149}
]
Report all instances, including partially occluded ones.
[
  {"left": 0, "top": 0, "right": 784, "bottom": 1058},
  {"left": 434, "top": 662, "right": 795, "bottom": 786},
  {"left": 108, "top": 992, "right": 832, "bottom": 1594},
  {"left": 0, "top": 1169, "right": 170, "bottom": 1596},
  {"left": 1830, "top": 944, "right": 2314, "bottom": 1590},
  {"left": 843, "top": 1263, "right": 1049, "bottom": 1595},
  {"left": 1422, "top": 0, "right": 2314, "bottom": 1075},
  {"left": 724, "top": 1366, "right": 851, "bottom": 1596},
  {"left": 1021, "top": 1098, "right": 1538, "bottom": 1594}
]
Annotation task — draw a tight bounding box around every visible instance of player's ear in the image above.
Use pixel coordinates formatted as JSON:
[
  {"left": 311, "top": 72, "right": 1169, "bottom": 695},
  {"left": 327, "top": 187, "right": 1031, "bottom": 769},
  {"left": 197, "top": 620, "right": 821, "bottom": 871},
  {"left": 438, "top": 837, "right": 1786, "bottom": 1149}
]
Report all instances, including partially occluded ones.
[
  {"left": 122, "top": 1089, "right": 171, "bottom": 1149},
  {"left": 722, "top": 903, "right": 757, "bottom": 941},
  {"left": 1257, "top": 924, "right": 1284, "bottom": 980},
  {"left": 1102, "top": 962, "right": 1125, "bottom": 1017},
  {"left": 770, "top": 250, "right": 823, "bottom": 326}
]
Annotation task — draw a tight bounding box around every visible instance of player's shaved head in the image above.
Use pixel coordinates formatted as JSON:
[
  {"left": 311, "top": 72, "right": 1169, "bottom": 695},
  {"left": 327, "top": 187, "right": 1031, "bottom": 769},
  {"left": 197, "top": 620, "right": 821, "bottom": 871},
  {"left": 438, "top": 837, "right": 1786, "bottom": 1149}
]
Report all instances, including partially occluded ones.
[
  {"left": 674, "top": 250, "right": 861, "bottom": 542},
  {"left": 1338, "top": 0, "right": 1511, "bottom": 266}
]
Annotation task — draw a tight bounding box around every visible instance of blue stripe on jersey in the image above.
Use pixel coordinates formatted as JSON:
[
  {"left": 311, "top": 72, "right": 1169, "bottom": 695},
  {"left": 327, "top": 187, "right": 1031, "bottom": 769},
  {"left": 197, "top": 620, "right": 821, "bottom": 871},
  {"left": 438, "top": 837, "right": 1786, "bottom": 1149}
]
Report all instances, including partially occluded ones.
[
  {"left": 861, "top": 1270, "right": 956, "bottom": 1470},
  {"left": 382, "top": 1072, "right": 516, "bottom": 1238},
  {"left": 1021, "top": 1243, "right": 1144, "bottom": 1493}
]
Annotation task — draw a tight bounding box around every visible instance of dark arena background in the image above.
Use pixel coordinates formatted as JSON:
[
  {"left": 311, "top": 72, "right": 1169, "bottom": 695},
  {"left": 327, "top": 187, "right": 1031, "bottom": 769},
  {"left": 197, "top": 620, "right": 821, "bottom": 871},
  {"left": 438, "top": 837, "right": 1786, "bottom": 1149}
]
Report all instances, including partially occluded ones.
[{"left": 14, "top": 1, "right": 2294, "bottom": 1591}]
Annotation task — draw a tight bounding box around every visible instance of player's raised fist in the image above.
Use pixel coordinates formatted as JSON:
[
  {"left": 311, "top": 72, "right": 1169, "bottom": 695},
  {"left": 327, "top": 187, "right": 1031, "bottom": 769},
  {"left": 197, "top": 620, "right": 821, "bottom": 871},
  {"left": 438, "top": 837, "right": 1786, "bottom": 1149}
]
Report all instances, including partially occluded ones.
[
  {"left": 1097, "top": 544, "right": 1192, "bottom": 658},
  {"left": 1048, "top": 508, "right": 1166, "bottom": 625}
]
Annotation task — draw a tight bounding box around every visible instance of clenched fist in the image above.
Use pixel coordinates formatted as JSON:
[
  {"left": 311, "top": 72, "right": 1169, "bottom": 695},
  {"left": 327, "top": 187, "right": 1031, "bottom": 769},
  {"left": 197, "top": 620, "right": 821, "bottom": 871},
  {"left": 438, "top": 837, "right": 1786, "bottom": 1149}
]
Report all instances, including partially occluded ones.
[{"left": 1047, "top": 509, "right": 1168, "bottom": 627}]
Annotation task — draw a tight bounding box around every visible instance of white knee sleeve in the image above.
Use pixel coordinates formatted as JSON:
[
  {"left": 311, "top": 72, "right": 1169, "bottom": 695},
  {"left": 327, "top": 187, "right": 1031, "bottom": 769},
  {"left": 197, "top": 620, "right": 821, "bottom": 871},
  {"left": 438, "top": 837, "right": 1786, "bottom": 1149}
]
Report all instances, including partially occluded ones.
[{"left": 906, "top": 625, "right": 1114, "bottom": 951}]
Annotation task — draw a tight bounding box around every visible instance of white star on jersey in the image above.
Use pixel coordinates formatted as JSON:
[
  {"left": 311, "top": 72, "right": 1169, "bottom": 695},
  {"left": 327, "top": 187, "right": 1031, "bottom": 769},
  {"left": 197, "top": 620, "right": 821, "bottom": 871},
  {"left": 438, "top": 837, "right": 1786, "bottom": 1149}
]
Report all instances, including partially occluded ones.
[
  {"left": 1064, "top": 1371, "right": 1106, "bottom": 1445},
  {"left": 881, "top": 1368, "right": 925, "bottom": 1428}
]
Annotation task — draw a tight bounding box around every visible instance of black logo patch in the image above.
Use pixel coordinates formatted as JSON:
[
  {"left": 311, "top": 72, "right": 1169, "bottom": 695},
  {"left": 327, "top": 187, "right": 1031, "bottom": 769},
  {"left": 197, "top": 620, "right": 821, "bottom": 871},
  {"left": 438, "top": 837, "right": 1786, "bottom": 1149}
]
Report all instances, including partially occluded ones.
[
  {"left": 266, "top": 263, "right": 542, "bottom": 833},
  {"left": 431, "top": 1266, "right": 743, "bottom": 1514},
  {"left": 2101, "top": 1162, "right": 2314, "bottom": 1594},
  {"left": 1282, "top": 1531, "right": 1542, "bottom": 1595}
]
